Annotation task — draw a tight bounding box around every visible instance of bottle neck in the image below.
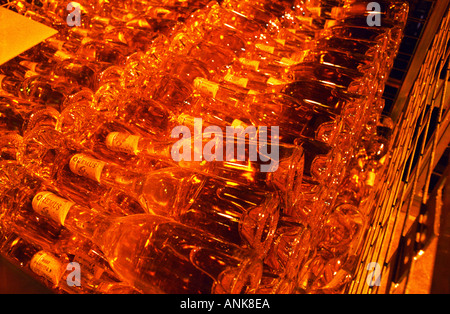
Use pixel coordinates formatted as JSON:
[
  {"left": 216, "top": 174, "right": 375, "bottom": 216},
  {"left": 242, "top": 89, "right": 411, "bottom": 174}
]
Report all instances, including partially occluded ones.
[
  {"left": 64, "top": 205, "right": 113, "bottom": 248},
  {"left": 68, "top": 153, "right": 144, "bottom": 199},
  {"left": 105, "top": 132, "right": 173, "bottom": 160}
]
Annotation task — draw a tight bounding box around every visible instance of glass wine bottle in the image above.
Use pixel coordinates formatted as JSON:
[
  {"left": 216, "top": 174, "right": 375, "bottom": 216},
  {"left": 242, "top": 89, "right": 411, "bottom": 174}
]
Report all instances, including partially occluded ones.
[{"left": 32, "top": 191, "right": 263, "bottom": 294}]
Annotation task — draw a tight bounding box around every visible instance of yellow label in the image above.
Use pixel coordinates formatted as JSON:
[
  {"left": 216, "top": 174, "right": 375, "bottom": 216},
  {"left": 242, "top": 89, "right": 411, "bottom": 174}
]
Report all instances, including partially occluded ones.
[
  {"left": 366, "top": 171, "right": 376, "bottom": 187},
  {"left": 53, "top": 50, "right": 72, "bottom": 61},
  {"left": 279, "top": 57, "right": 299, "bottom": 67},
  {"left": 275, "top": 39, "right": 286, "bottom": 46},
  {"left": 308, "top": 7, "right": 322, "bottom": 16},
  {"left": 81, "top": 37, "right": 93, "bottom": 45},
  {"left": 224, "top": 73, "right": 249, "bottom": 88},
  {"left": 255, "top": 43, "right": 275, "bottom": 54},
  {"left": 330, "top": 7, "right": 344, "bottom": 19},
  {"left": 266, "top": 77, "right": 287, "bottom": 85},
  {"left": 32, "top": 191, "right": 74, "bottom": 226},
  {"left": 105, "top": 132, "right": 141, "bottom": 155},
  {"left": 325, "top": 20, "right": 337, "bottom": 29},
  {"left": 238, "top": 58, "right": 260, "bottom": 71},
  {"left": 194, "top": 77, "right": 219, "bottom": 98},
  {"left": 30, "top": 251, "right": 64, "bottom": 285},
  {"left": 290, "top": 51, "right": 308, "bottom": 63},
  {"left": 69, "top": 154, "right": 106, "bottom": 183},
  {"left": 297, "top": 16, "right": 313, "bottom": 26}
]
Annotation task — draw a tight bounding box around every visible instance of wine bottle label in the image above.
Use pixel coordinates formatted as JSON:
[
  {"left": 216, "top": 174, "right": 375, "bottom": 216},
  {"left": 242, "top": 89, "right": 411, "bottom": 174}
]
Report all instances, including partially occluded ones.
[
  {"left": 53, "top": 50, "right": 72, "bottom": 61},
  {"left": 30, "top": 251, "right": 64, "bottom": 285},
  {"left": 366, "top": 171, "right": 376, "bottom": 187},
  {"left": 238, "top": 58, "right": 260, "bottom": 71},
  {"left": 279, "top": 57, "right": 299, "bottom": 67},
  {"left": 255, "top": 43, "right": 275, "bottom": 54},
  {"left": 224, "top": 73, "right": 249, "bottom": 88},
  {"left": 32, "top": 191, "right": 74, "bottom": 226},
  {"left": 309, "top": 7, "right": 322, "bottom": 16},
  {"left": 69, "top": 154, "right": 106, "bottom": 182},
  {"left": 194, "top": 78, "right": 219, "bottom": 98},
  {"left": 81, "top": 37, "right": 93, "bottom": 45},
  {"left": 324, "top": 20, "right": 337, "bottom": 29},
  {"left": 297, "top": 16, "right": 314, "bottom": 26},
  {"left": 275, "top": 39, "right": 286, "bottom": 46},
  {"left": 105, "top": 132, "right": 140, "bottom": 155},
  {"left": 330, "top": 7, "right": 344, "bottom": 19},
  {"left": 286, "top": 28, "right": 297, "bottom": 34},
  {"left": 266, "top": 77, "right": 286, "bottom": 86},
  {"left": 71, "top": 27, "right": 90, "bottom": 38},
  {"left": 291, "top": 50, "right": 308, "bottom": 63}
]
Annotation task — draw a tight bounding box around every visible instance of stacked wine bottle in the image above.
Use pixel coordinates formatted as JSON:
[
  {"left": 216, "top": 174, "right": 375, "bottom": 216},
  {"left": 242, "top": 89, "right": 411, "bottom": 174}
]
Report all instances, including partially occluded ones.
[{"left": 0, "top": 0, "right": 408, "bottom": 294}]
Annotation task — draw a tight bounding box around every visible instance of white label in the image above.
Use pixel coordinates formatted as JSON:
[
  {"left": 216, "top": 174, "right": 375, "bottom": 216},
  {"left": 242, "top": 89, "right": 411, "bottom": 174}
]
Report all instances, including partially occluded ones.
[
  {"left": 194, "top": 77, "right": 219, "bottom": 98},
  {"left": 238, "top": 58, "right": 260, "bottom": 71},
  {"left": 30, "top": 251, "right": 64, "bottom": 285},
  {"left": 224, "top": 73, "right": 249, "bottom": 88},
  {"left": 105, "top": 132, "right": 140, "bottom": 155},
  {"left": 32, "top": 191, "right": 74, "bottom": 226},
  {"left": 69, "top": 154, "right": 106, "bottom": 183}
]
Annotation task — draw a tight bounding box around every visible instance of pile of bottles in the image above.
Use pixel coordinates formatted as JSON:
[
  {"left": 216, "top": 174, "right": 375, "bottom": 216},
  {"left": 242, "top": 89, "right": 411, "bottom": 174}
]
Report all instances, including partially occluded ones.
[{"left": 0, "top": 0, "right": 408, "bottom": 294}]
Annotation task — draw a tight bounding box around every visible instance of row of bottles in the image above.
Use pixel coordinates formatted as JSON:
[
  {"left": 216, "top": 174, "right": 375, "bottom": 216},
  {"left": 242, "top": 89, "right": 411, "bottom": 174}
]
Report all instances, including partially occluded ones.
[{"left": 0, "top": 0, "right": 407, "bottom": 294}]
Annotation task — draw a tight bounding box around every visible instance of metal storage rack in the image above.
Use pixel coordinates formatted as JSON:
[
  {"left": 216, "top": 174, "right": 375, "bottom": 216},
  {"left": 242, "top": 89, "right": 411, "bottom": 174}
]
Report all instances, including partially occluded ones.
[{"left": 347, "top": 0, "right": 450, "bottom": 294}]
